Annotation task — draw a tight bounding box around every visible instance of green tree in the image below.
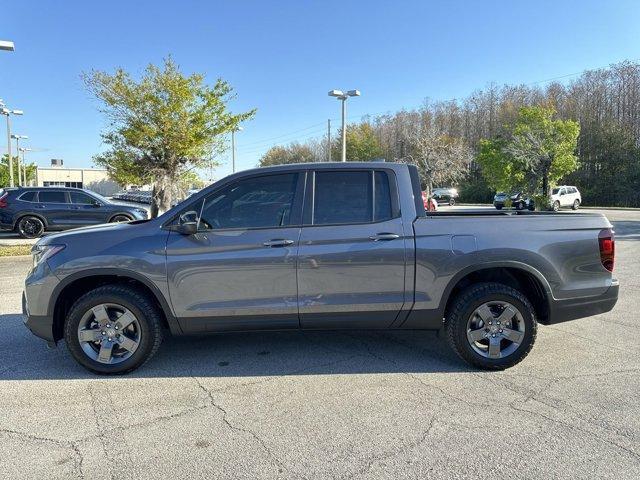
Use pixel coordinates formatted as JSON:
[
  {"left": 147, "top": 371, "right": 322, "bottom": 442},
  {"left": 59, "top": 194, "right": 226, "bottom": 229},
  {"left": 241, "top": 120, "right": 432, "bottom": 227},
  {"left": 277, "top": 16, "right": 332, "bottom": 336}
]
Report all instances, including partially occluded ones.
[
  {"left": 478, "top": 106, "right": 580, "bottom": 196},
  {"left": 83, "top": 57, "right": 255, "bottom": 217},
  {"left": 259, "top": 142, "right": 318, "bottom": 166},
  {"left": 331, "top": 123, "right": 383, "bottom": 161},
  {"left": 1, "top": 154, "right": 37, "bottom": 187}
]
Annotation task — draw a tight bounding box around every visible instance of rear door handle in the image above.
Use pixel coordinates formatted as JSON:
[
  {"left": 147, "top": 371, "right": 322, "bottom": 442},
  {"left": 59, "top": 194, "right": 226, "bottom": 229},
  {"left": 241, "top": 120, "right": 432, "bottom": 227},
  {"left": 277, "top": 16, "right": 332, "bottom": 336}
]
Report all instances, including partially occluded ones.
[
  {"left": 263, "top": 239, "right": 295, "bottom": 247},
  {"left": 369, "top": 233, "right": 400, "bottom": 241}
]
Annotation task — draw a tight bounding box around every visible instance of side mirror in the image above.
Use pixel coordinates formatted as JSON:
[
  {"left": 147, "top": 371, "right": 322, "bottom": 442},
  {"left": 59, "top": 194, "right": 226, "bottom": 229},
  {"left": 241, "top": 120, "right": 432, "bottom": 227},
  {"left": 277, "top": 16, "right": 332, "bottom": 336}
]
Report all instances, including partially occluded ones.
[
  {"left": 177, "top": 222, "right": 198, "bottom": 235},
  {"left": 176, "top": 210, "right": 199, "bottom": 235},
  {"left": 92, "top": 201, "right": 101, "bottom": 208}
]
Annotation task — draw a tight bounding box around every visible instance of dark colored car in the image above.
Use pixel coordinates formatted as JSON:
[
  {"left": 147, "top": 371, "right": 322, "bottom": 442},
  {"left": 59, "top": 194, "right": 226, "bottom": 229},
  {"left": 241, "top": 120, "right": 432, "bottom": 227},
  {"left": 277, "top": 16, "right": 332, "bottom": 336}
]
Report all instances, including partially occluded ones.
[
  {"left": 431, "top": 187, "right": 458, "bottom": 206},
  {"left": 0, "top": 187, "right": 148, "bottom": 238},
  {"left": 494, "top": 192, "right": 534, "bottom": 211}
]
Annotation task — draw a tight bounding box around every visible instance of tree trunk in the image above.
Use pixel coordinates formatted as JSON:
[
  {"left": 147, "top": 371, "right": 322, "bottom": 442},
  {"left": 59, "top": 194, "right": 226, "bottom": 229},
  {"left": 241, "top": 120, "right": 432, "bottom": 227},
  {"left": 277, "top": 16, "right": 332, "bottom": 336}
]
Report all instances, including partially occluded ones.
[
  {"left": 150, "top": 175, "right": 172, "bottom": 218},
  {"left": 542, "top": 171, "right": 549, "bottom": 196}
]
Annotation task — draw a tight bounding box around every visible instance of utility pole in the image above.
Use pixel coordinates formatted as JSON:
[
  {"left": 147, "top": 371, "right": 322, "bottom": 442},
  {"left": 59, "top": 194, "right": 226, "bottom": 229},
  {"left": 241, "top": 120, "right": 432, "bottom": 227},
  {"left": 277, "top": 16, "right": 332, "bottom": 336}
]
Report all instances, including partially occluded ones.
[
  {"left": 327, "top": 119, "right": 331, "bottom": 162},
  {"left": 1, "top": 103, "right": 24, "bottom": 187}
]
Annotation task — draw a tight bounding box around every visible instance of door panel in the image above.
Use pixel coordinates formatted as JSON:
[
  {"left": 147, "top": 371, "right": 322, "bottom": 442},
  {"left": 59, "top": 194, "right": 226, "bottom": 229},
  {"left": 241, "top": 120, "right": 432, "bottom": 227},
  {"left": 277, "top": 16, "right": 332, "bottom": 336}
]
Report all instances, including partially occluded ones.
[
  {"left": 165, "top": 171, "right": 304, "bottom": 332},
  {"left": 166, "top": 228, "right": 300, "bottom": 331},
  {"left": 297, "top": 169, "right": 406, "bottom": 329},
  {"left": 35, "top": 190, "right": 72, "bottom": 227},
  {"left": 297, "top": 219, "right": 407, "bottom": 329},
  {"left": 68, "top": 191, "right": 107, "bottom": 225}
]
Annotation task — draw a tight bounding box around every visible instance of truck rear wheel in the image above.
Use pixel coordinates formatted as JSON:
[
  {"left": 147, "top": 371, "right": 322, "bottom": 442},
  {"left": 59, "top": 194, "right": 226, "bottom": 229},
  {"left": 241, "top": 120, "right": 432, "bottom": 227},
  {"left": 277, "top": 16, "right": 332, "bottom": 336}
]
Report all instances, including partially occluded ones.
[
  {"left": 445, "top": 283, "right": 537, "bottom": 370},
  {"left": 64, "top": 285, "right": 163, "bottom": 374}
]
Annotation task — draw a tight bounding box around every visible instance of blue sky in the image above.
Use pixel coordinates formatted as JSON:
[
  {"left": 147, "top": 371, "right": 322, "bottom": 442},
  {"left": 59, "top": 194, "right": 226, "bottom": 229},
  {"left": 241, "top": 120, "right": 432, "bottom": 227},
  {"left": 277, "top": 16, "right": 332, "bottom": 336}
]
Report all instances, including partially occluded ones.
[{"left": 1, "top": 0, "right": 639, "bottom": 180}]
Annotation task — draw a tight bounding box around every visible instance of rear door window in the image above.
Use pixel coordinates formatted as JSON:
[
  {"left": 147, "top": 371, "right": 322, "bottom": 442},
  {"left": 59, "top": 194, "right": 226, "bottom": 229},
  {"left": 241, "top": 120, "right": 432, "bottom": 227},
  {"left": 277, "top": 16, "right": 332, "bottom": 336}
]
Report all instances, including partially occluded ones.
[
  {"left": 38, "top": 191, "right": 68, "bottom": 203},
  {"left": 313, "top": 171, "right": 372, "bottom": 225}
]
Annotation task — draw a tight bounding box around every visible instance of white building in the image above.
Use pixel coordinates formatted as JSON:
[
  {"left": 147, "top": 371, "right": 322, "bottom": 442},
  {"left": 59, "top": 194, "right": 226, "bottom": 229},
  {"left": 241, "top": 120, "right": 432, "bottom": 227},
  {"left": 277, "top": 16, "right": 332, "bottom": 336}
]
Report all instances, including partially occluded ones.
[{"left": 35, "top": 160, "right": 120, "bottom": 196}]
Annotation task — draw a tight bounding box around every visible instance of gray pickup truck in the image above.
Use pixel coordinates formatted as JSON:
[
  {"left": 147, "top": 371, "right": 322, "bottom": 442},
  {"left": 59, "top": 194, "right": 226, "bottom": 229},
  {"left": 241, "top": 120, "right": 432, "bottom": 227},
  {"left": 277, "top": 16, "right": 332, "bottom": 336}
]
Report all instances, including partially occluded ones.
[{"left": 23, "top": 162, "right": 619, "bottom": 374}]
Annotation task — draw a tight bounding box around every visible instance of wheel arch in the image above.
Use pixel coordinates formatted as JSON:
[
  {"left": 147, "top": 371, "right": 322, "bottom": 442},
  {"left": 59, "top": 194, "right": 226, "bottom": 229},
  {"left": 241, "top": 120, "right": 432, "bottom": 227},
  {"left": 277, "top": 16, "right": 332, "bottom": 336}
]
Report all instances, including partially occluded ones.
[
  {"left": 439, "top": 263, "right": 552, "bottom": 325},
  {"left": 50, "top": 268, "right": 182, "bottom": 342},
  {"left": 13, "top": 212, "right": 49, "bottom": 230},
  {"left": 107, "top": 212, "right": 135, "bottom": 222}
]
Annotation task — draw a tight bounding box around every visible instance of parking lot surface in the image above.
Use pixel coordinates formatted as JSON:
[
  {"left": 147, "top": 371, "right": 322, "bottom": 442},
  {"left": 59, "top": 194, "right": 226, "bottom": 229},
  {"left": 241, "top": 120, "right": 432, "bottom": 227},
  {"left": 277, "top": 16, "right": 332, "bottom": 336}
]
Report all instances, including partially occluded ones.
[{"left": 1, "top": 208, "right": 638, "bottom": 479}]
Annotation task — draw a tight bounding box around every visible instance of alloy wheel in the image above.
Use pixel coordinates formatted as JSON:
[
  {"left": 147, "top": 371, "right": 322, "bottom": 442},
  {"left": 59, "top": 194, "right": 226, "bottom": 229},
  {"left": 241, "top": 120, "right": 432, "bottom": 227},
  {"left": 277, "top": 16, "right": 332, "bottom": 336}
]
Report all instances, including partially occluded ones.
[
  {"left": 466, "top": 301, "right": 525, "bottom": 359},
  {"left": 77, "top": 303, "right": 141, "bottom": 364}
]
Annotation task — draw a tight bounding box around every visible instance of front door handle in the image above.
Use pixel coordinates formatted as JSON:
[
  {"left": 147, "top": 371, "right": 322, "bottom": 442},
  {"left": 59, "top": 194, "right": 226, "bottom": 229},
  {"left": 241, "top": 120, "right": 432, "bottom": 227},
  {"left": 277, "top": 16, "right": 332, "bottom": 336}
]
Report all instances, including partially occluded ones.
[
  {"left": 369, "top": 233, "right": 400, "bottom": 241},
  {"left": 263, "top": 239, "right": 295, "bottom": 247}
]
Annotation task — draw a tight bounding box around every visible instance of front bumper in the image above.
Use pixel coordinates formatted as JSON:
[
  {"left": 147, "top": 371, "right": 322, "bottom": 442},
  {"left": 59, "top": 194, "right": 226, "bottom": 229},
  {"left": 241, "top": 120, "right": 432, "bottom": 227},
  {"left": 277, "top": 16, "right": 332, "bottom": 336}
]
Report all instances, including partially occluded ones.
[
  {"left": 22, "top": 291, "right": 56, "bottom": 343},
  {"left": 546, "top": 280, "right": 619, "bottom": 324}
]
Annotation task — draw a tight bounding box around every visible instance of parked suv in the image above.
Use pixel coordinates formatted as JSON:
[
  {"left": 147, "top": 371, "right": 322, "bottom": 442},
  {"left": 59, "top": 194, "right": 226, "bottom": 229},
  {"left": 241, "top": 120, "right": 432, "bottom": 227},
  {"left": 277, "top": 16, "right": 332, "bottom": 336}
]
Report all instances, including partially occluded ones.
[
  {"left": 549, "top": 186, "right": 581, "bottom": 211},
  {"left": 431, "top": 187, "right": 458, "bottom": 206},
  {"left": 0, "top": 187, "right": 148, "bottom": 238},
  {"left": 494, "top": 192, "right": 534, "bottom": 211}
]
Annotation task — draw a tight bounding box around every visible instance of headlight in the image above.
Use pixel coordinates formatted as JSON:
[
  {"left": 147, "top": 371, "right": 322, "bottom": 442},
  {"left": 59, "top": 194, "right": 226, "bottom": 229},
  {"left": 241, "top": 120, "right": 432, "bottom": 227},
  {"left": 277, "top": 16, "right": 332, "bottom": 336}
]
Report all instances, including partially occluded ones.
[{"left": 32, "top": 244, "right": 65, "bottom": 269}]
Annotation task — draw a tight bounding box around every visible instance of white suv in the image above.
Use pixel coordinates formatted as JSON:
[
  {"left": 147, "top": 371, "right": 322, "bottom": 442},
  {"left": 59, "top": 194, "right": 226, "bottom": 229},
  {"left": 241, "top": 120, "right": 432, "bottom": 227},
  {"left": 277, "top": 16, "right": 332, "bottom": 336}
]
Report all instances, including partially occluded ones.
[{"left": 550, "top": 186, "right": 581, "bottom": 211}]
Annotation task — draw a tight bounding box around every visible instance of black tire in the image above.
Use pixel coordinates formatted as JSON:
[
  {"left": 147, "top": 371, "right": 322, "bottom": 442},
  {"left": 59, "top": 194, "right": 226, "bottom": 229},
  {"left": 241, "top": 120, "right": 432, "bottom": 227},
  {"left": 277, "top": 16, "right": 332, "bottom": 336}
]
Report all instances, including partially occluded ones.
[
  {"left": 495, "top": 205, "right": 503, "bottom": 210},
  {"left": 445, "top": 282, "right": 537, "bottom": 370},
  {"left": 110, "top": 214, "right": 133, "bottom": 223},
  {"left": 572, "top": 199, "right": 580, "bottom": 210},
  {"left": 552, "top": 201, "right": 560, "bottom": 212},
  {"left": 449, "top": 198, "right": 455, "bottom": 206},
  {"left": 515, "top": 201, "right": 524, "bottom": 211},
  {"left": 64, "top": 285, "right": 163, "bottom": 374},
  {"left": 16, "top": 215, "right": 45, "bottom": 238}
]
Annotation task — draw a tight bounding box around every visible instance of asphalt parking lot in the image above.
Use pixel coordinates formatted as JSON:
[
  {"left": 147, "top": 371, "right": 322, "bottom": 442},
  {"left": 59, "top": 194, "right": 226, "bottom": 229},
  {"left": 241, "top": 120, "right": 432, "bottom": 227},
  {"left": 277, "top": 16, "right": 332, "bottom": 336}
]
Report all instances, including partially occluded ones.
[{"left": 1, "top": 208, "right": 638, "bottom": 479}]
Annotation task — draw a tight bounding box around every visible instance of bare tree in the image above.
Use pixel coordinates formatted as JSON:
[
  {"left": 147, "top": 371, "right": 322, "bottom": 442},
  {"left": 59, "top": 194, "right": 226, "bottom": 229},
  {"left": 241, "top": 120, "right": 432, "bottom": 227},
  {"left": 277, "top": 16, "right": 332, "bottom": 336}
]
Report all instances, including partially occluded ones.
[{"left": 407, "top": 128, "right": 473, "bottom": 194}]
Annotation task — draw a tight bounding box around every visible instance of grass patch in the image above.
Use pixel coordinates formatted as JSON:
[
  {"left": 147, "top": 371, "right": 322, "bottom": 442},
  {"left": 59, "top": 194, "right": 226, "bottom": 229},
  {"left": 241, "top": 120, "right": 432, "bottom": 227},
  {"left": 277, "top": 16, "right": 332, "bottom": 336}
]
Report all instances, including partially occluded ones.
[{"left": 0, "top": 245, "right": 32, "bottom": 257}]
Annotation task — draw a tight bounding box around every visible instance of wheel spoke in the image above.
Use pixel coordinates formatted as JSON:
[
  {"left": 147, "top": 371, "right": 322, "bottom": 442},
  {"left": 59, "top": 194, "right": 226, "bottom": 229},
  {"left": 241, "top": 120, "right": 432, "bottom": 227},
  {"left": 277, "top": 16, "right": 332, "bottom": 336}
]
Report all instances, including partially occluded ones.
[
  {"left": 475, "top": 304, "right": 494, "bottom": 324},
  {"left": 496, "top": 305, "right": 518, "bottom": 325},
  {"left": 78, "top": 328, "right": 101, "bottom": 343},
  {"left": 501, "top": 327, "right": 524, "bottom": 344},
  {"left": 92, "top": 305, "right": 110, "bottom": 325},
  {"left": 118, "top": 336, "right": 138, "bottom": 352},
  {"left": 97, "top": 342, "right": 114, "bottom": 363},
  {"left": 467, "top": 328, "right": 487, "bottom": 343},
  {"left": 488, "top": 336, "right": 501, "bottom": 359},
  {"left": 116, "top": 312, "right": 136, "bottom": 330}
]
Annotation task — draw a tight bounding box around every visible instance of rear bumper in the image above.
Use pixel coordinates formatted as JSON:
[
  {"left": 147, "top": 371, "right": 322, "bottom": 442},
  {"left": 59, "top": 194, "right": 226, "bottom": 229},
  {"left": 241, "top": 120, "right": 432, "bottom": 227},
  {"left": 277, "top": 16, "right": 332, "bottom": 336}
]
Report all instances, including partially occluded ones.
[
  {"left": 546, "top": 280, "right": 619, "bottom": 324},
  {"left": 22, "top": 291, "right": 56, "bottom": 343}
]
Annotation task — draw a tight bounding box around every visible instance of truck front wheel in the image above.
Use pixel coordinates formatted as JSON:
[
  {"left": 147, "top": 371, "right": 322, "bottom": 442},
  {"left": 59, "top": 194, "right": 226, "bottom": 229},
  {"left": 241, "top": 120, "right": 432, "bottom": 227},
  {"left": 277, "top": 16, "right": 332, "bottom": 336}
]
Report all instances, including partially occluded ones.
[{"left": 445, "top": 283, "right": 537, "bottom": 370}]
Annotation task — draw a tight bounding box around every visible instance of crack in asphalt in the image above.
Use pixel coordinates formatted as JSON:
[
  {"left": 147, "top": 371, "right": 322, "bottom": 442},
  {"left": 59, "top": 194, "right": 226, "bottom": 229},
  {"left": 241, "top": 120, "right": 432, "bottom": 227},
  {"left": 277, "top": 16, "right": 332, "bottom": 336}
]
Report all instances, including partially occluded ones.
[
  {"left": 193, "top": 377, "right": 288, "bottom": 477},
  {"left": 509, "top": 401, "right": 640, "bottom": 461},
  {"left": 0, "top": 428, "right": 84, "bottom": 478},
  {"left": 343, "top": 417, "right": 438, "bottom": 480}
]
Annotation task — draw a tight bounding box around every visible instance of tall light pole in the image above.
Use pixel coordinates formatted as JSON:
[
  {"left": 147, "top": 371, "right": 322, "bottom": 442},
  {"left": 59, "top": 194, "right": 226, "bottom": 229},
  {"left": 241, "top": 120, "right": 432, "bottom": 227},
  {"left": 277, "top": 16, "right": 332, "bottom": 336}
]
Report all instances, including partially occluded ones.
[
  {"left": 19, "top": 147, "right": 33, "bottom": 186},
  {"left": 328, "top": 89, "right": 360, "bottom": 162},
  {"left": 1, "top": 103, "right": 24, "bottom": 187},
  {"left": 0, "top": 40, "right": 15, "bottom": 51},
  {"left": 231, "top": 126, "right": 243, "bottom": 173},
  {"left": 11, "top": 134, "right": 28, "bottom": 185}
]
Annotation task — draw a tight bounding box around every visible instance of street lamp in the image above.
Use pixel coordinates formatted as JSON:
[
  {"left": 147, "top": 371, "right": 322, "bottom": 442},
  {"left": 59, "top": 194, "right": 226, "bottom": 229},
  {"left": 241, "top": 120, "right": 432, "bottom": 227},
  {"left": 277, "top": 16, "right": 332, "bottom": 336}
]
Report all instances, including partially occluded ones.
[
  {"left": 18, "top": 147, "right": 33, "bottom": 186},
  {"left": 11, "top": 134, "right": 28, "bottom": 185},
  {"left": 0, "top": 102, "right": 24, "bottom": 187},
  {"left": 231, "top": 126, "right": 243, "bottom": 173},
  {"left": 0, "top": 40, "right": 15, "bottom": 51},
  {"left": 328, "top": 89, "right": 360, "bottom": 162}
]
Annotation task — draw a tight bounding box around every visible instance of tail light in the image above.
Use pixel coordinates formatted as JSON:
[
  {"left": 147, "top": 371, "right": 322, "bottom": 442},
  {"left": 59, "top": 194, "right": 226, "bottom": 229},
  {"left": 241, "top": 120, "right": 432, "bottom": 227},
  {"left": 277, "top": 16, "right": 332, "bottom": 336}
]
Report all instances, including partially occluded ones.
[
  {"left": 598, "top": 228, "right": 615, "bottom": 272},
  {"left": 0, "top": 192, "right": 8, "bottom": 208}
]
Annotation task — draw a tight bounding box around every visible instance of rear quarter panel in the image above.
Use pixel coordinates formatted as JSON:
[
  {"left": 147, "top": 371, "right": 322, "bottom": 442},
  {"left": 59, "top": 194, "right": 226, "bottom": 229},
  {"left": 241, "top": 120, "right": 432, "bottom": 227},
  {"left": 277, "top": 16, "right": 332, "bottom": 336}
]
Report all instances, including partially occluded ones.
[{"left": 411, "top": 212, "right": 614, "bottom": 314}]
